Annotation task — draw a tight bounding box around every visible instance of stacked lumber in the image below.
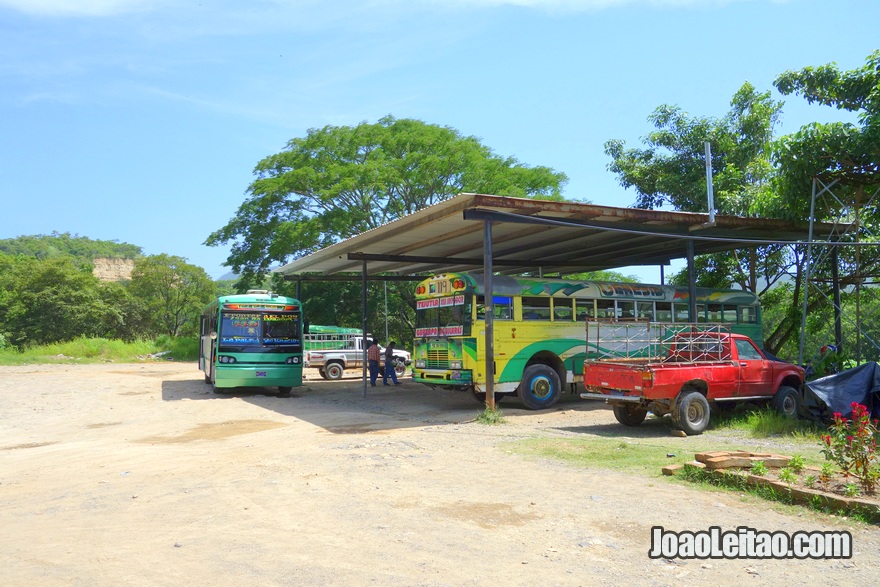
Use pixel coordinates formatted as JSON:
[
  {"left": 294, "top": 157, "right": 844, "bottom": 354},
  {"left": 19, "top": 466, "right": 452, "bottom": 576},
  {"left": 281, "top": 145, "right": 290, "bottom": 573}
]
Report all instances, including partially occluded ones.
[{"left": 661, "top": 450, "right": 791, "bottom": 476}]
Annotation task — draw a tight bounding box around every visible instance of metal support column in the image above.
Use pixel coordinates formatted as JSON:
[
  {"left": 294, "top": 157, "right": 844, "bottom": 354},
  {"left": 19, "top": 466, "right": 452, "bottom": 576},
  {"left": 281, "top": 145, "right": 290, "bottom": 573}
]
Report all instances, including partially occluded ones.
[
  {"left": 483, "top": 220, "right": 495, "bottom": 410},
  {"left": 798, "top": 179, "right": 818, "bottom": 366},
  {"left": 362, "top": 260, "right": 368, "bottom": 398},
  {"left": 686, "top": 240, "right": 697, "bottom": 322},
  {"left": 830, "top": 240, "right": 842, "bottom": 351}
]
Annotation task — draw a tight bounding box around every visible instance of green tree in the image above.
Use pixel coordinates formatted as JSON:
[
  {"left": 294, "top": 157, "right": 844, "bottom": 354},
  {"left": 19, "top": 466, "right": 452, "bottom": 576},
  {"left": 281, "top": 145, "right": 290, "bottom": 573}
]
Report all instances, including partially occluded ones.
[
  {"left": 755, "top": 51, "right": 880, "bottom": 359},
  {"left": 0, "top": 255, "right": 117, "bottom": 348},
  {"left": 128, "top": 254, "right": 215, "bottom": 337},
  {"left": 604, "top": 83, "right": 789, "bottom": 297},
  {"left": 206, "top": 115, "right": 568, "bottom": 285}
]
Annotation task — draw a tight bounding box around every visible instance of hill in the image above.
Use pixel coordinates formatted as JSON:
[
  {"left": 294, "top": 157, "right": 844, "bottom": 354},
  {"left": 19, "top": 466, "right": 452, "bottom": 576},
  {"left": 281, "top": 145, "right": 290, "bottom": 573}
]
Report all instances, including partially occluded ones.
[{"left": 0, "top": 232, "right": 142, "bottom": 260}]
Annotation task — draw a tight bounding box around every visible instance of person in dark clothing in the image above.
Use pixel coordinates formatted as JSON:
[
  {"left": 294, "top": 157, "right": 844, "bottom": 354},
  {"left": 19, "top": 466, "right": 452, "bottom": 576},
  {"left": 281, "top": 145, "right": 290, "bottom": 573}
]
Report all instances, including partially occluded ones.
[{"left": 383, "top": 341, "right": 401, "bottom": 385}]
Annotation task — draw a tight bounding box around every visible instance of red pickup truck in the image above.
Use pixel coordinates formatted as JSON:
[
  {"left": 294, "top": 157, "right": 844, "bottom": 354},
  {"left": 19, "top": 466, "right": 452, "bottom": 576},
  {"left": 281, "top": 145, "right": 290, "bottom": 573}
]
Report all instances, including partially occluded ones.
[{"left": 580, "top": 331, "right": 804, "bottom": 435}]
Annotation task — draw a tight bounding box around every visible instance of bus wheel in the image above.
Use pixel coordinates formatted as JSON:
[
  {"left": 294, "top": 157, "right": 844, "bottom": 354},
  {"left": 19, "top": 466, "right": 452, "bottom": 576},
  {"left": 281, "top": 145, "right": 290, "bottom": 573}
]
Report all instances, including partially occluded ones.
[
  {"left": 673, "top": 391, "right": 710, "bottom": 435},
  {"left": 325, "top": 362, "right": 344, "bottom": 380},
  {"left": 518, "top": 365, "right": 561, "bottom": 410},
  {"left": 472, "top": 390, "right": 505, "bottom": 405},
  {"left": 278, "top": 386, "right": 292, "bottom": 396},
  {"left": 612, "top": 404, "right": 648, "bottom": 426}
]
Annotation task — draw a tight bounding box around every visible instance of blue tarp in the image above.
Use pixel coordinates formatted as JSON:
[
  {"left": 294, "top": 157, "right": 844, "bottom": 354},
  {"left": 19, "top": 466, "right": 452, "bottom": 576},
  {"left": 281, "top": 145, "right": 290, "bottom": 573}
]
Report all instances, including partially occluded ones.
[{"left": 802, "top": 362, "right": 880, "bottom": 421}]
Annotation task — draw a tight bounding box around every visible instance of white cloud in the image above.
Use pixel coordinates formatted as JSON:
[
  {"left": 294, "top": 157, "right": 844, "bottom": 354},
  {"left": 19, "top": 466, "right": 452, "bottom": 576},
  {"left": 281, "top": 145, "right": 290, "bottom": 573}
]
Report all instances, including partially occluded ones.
[
  {"left": 0, "top": 0, "right": 784, "bottom": 19},
  {"left": 0, "top": 0, "right": 160, "bottom": 17}
]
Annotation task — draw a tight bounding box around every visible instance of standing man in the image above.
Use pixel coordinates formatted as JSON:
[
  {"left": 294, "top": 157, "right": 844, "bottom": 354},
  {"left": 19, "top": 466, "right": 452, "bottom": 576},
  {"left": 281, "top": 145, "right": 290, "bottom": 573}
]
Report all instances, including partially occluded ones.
[
  {"left": 383, "top": 341, "right": 401, "bottom": 386},
  {"left": 367, "top": 339, "right": 381, "bottom": 387}
]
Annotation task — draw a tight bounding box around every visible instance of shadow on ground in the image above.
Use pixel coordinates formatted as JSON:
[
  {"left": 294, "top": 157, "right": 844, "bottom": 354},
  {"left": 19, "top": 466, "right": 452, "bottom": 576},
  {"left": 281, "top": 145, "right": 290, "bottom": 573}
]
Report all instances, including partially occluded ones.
[{"left": 161, "top": 373, "right": 597, "bottom": 434}]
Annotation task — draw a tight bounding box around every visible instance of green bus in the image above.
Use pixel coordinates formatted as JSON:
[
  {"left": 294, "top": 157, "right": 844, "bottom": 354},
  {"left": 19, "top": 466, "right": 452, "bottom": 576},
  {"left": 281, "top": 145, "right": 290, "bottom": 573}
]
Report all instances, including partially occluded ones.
[{"left": 199, "top": 290, "right": 304, "bottom": 395}]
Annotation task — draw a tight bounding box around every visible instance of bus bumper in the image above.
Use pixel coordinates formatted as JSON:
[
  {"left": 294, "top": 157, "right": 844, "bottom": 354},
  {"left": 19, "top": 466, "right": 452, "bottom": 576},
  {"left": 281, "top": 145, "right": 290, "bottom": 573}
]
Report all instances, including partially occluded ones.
[
  {"left": 412, "top": 368, "right": 473, "bottom": 385},
  {"left": 213, "top": 365, "right": 303, "bottom": 389}
]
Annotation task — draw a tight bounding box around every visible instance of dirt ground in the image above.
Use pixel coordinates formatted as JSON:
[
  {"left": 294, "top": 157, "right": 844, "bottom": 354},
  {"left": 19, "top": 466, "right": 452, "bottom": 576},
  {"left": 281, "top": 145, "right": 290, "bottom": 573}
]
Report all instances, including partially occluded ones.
[{"left": 1, "top": 362, "right": 877, "bottom": 586}]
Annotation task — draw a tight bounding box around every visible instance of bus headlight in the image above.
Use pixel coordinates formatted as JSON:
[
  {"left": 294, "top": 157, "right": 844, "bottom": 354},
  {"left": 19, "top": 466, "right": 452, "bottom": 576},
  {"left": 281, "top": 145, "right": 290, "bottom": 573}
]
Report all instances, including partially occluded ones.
[
  {"left": 285, "top": 356, "right": 300, "bottom": 364},
  {"left": 219, "top": 356, "right": 237, "bottom": 364},
  {"left": 450, "top": 360, "right": 463, "bottom": 370},
  {"left": 415, "top": 360, "right": 426, "bottom": 368}
]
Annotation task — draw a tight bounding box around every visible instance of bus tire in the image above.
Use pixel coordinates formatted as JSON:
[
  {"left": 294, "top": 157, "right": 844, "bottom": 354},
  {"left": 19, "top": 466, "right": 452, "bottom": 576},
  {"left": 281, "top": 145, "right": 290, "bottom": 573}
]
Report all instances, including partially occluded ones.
[
  {"left": 278, "top": 386, "right": 292, "bottom": 396},
  {"left": 673, "top": 391, "right": 710, "bottom": 435},
  {"left": 612, "top": 404, "right": 648, "bottom": 426},
  {"left": 324, "top": 362, "right": 344, "bottom": 380},
  {"left": 518, "top": 365, "right": 561, "bottom": 410},
  {"left": 772, "top": 386, "right": 801, "bottom": 418}
]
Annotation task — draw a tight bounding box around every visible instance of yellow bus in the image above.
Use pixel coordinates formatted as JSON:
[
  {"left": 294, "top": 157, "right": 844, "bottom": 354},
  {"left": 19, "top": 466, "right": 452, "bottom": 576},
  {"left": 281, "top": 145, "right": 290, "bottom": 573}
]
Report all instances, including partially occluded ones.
[{"left": 411, "top": 272, "right": 762, "bottom": 409}]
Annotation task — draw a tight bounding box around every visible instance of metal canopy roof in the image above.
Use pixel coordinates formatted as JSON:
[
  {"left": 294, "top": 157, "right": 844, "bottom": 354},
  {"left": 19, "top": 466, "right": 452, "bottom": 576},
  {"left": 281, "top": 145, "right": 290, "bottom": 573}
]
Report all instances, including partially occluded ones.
[{"left": 275, "top": 193, "right": 831, "bottom": 279}]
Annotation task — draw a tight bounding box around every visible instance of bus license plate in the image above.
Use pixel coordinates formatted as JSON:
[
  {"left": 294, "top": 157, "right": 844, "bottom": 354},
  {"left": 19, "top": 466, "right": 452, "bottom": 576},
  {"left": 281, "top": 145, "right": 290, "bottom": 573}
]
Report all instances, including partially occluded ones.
[{"left": 256, "top": 371, "right": 267, "bottom": 377}]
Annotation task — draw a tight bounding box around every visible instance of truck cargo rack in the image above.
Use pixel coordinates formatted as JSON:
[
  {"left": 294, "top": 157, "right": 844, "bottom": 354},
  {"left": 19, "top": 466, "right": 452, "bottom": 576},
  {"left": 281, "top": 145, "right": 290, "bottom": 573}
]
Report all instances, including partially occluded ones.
[{"left": 586, "top": 322, "right": 733, "bottom": 363}]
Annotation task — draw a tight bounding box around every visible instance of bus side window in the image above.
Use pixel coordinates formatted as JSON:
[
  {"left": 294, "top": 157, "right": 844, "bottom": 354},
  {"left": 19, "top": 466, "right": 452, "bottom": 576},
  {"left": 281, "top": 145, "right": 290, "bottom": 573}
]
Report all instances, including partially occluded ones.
[
  {"left": 722, "top": 305, "right": 738, "bottom": 323},
  {"left": 596, "top": 300, "right": 615, "bottom": 321},
  {"left": 576, "top": 299, "right": 596, "bottom": 321},
  {"left": 740, "top": 306, "right": 758, "bottom": 324},
  {"left": 655, "top": 302, "right": 672, "bottom": 322},
  {"left": 617, "top": 301, "right": 635, "bottom": 321},
  {"left": 553, "top": 299, "right": 573, "bottom": 321},
  {"left": 636, "top": 301, "right": 654, "bottom": 321},
  {"left": 522, "top": 297, "right": 550, "bottom": 320},
  {"left": 477, "top": 295, "right": 512, "bottom": 320}
]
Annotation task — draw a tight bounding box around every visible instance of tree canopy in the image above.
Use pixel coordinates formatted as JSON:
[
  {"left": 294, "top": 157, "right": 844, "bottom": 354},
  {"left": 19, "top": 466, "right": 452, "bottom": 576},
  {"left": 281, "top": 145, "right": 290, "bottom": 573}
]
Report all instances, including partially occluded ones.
[
  {"left": 206, "top": 116, "right": 569, "bottom": 285},
  {"left": 604, "top": 51, "right": 880, "bottom": 360}
]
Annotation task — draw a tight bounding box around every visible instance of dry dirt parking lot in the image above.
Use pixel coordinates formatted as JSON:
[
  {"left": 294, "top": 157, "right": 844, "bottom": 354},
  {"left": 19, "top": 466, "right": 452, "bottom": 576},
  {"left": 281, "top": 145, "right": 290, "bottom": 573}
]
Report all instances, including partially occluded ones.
[{"left": 1, "top": 362, "right": 878, "bottom": 586}]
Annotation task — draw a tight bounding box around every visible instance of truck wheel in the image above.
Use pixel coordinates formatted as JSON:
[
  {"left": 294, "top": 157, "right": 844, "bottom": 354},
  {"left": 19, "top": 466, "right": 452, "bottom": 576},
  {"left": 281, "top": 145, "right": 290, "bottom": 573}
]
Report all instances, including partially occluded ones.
[
  {"left": 324, "top": 362, "right": 344, "bottom": 380},
  {"left": 673, "top": 391, "right": 710, "bottom": 435},
  {"left": 518, "top": 365, "right": 561, "bottom": 410},
  {"left": 612, "top": 404, "right": 648, "bottom": 426},
  {"left": 772, "top": 386, "right": 801, "bottom": 418},
  {"left": 318, "top": 368, "right": 329, "bottom": 380},
  {"left": 394, "top": 363, "right": 407, "bottom": 377}
]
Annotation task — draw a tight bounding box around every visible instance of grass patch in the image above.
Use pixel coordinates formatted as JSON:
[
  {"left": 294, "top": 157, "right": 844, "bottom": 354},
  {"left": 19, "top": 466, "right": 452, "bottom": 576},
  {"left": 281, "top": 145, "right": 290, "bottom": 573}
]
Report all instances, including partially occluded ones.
[
  {"left": 709, "top": 406, "right": 824, "bottom": 441},
  {"left": 476, "top": 407, "right": 507, "bottom": 425},
  {"left": 0, "top": 336, "right": 199, "bottom": 365},
  {"left": 507, "top": 436, "right": 690, "bottom": 477}
]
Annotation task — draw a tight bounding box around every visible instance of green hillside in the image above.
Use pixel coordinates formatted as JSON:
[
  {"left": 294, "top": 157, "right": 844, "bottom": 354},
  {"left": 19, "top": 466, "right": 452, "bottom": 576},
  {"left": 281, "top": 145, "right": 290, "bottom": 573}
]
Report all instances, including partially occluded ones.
[{"left": 0, "top": 232, "right": 142, "bottom": 260}]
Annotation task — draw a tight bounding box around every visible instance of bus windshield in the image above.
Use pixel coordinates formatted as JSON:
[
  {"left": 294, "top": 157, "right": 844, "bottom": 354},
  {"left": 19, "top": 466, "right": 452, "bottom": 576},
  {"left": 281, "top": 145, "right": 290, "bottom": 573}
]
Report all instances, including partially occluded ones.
[
  {"left": 415, "top": 294, "right": 472, "bottom": 337},
  {"left": 219, "top": 311, "right": 301, "bottom": 350}
]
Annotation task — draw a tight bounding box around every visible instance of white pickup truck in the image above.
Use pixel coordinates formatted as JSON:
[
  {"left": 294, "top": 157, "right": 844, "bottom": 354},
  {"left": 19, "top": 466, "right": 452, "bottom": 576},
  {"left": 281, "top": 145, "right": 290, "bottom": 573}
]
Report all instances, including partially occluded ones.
[{"left": 304, "top": 333, "right": 412, "bottom": 380}]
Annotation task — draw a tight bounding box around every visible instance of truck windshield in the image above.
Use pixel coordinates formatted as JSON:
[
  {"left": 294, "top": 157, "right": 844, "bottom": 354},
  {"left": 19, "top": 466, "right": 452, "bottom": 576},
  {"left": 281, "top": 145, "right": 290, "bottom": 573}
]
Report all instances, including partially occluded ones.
[
  {"left": 219, "top": 311, "right": 302, "bottom": 351},
  {"left": 415, "top": 294, "right": 472, "bottom": 337}
]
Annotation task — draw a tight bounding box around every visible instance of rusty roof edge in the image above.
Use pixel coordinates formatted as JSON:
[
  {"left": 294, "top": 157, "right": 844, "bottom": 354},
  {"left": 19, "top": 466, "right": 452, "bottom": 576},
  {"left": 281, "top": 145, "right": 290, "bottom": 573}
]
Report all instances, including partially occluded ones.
[
  {"left": 275, "top": 193, "right": 478, "bottom": 275},
  {"left": 466, "top": 193, "right": 839, "bottom": 233}
]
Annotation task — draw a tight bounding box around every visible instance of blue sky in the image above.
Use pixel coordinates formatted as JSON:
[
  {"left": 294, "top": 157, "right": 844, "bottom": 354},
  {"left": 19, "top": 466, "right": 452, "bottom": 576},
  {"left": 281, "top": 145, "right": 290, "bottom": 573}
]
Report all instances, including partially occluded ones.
[{"left": 1, "top": 0, "right": 876, "bottom": 282}]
